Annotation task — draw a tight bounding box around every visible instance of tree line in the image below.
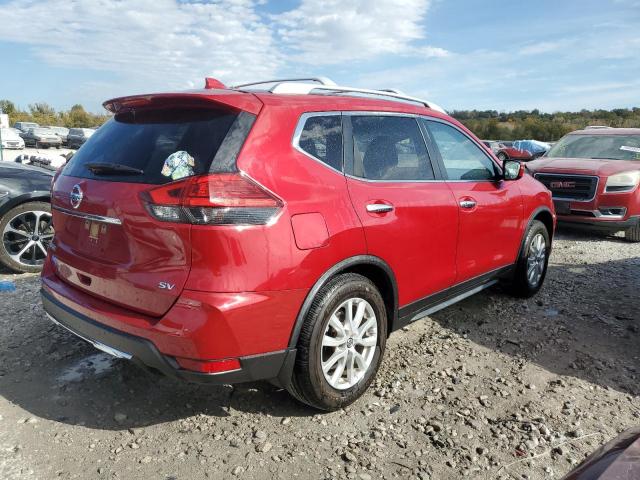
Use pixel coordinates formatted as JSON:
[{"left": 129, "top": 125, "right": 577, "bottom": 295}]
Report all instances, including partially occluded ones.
[
  {"left": 0, "top": 100, "right": 110, "bottom": 128},
  {"left": 451, "top": 107, "right": 640, "bottom": 141},
  {"left": 2, "top": 98, "right": 638, "bottom": 141}
]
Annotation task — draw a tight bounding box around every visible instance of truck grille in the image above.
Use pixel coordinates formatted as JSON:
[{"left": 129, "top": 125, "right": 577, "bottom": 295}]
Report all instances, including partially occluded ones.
[{"left": 534, "top": 173, "right": 599, "bottom": 201}]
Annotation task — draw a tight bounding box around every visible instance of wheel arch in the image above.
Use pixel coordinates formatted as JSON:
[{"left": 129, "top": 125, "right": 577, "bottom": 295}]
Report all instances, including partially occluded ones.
[
  {"left": 516, "top": 206, "right": 554, "bottom": 261},
  {"left": 287, "top": 255, "right": 398, "bottom": 349},
  {"left": 0, "top": 192, "right": 51, "bottom": 218}
]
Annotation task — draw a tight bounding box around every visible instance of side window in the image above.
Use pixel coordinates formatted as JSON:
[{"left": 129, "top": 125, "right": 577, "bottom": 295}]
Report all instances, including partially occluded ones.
[
  {"left": 297, "top": 115, "right": 343, "bottom": 171},
  {"left": 424, "top": 120, "right": 499, "bottom": 181},
  {"left": 351, "top": 115, "right": 434, "bottom": 181}
]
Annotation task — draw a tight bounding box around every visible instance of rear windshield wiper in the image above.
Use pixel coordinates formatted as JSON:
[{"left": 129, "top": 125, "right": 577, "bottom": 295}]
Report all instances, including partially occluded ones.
[{"left": 84, "top": 162, "right": 144, "bottom": 175}]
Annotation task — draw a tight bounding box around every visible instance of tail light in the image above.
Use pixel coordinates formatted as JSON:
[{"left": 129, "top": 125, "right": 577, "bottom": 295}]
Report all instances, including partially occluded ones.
[{"left": 141, "top": 173, "right": 282, "bottom": 225}]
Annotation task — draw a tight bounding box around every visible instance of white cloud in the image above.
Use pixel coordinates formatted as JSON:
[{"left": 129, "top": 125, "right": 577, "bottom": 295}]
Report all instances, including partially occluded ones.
[
  {"left": 0, "top": 0, "right": 280, "bottom": 95},
  {"left": 519, "top": 41, "right": 565, "bottom": 56},
  {"left": 272, "top": 0, "right": 444, "bottom": 64}
]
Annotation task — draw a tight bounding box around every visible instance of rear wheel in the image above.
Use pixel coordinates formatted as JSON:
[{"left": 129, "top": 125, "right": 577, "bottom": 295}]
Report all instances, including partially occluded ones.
[
  {"left": 504, "top": 220, "right": 550, "bottom": 298},
  {"left": 0, "top": 201, "right": 53, "bottom": 273},
  {"left": 288, "top": 273, "right": 387, "bottom": 411},
  {"left": 624, "top": 223, "right": 640, "bottom": 242}
]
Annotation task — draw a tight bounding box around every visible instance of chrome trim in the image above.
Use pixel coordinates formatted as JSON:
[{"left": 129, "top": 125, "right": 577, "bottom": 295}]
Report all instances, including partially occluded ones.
[
  {"left": 459, "top": 200, "right": 477, "bottom": 209},
  {"left": 366, "top": 204, "right": 394, "bottom": 213},
  {"left": 251, "top": 81, "right": 446, "bottom": 113},
  {"left": 232, "top": 77, "right": 336, "bottom": 89},
  {"left": 411, "top": 280, "right": 498, "bottom": 322},
  {"left": 53, "top": 206, "right": 122, "bottom": 225},
  {"left": 570, "top": 208, "right": 627, "bottom": 220},
  {"left": 290, "top": 110, "right": 503, "bottom": 183},
  {"left": 533, "top": 173, "right": 600, "bottom": 202},
  {"left": 46, "top": 313, "right": 133, "bottom": 360},
  {"left": 291, "top": 111, "right": 344, "bottom": 175}
]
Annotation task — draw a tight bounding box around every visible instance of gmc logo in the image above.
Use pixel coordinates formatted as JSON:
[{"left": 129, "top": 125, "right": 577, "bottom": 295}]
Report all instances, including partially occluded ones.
[{"left": 550, "top": 181, "right": 576, "bottom": 189}]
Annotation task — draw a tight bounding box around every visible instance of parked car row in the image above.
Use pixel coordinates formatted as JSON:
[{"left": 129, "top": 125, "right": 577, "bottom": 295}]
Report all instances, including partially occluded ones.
[
  {"left": 8, "top": 122, "right": 96, "bottom": 149},
  {"left": 482, "top": 139, "right": 551, "bottom": 162}
]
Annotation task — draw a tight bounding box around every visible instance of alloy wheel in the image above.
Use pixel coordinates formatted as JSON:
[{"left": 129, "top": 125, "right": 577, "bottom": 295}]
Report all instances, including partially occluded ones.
[
  {"left": 2, "top": 210, "right": 54, "bottom": 267},
  {"left": 526, "top": 233, "right": 546, "bottom": 287},
  {"left": 321, "top": 297, "right": 378, "bottom": 390}
]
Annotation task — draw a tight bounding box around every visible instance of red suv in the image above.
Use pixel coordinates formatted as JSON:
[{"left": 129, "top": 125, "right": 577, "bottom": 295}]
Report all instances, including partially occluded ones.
[
  {"left": 41, "top": 78, "right": 555, "bottom": 410},
  {"left": 528, "top": 127, "right": 640, "bottom": 241}
]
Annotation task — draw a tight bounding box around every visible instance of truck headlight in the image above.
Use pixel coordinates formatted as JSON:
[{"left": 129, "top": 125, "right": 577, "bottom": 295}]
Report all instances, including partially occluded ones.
[{"left": 605, "top": 171, "right": 640, "bottom": 193}]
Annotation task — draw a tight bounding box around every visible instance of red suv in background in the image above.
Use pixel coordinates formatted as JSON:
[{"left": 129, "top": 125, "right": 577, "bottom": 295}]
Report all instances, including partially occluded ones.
[
  {"left": 528, "top": 127, "right": 640, "bottom": 241},
  {"left": 41, "top": 78, "right": 555, "bottom": 410}
]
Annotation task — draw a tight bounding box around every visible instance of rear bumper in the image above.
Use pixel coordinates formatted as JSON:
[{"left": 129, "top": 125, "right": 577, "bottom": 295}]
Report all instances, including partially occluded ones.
[{"left": 42, "top": 288, "right": 296, "bottom": 385}]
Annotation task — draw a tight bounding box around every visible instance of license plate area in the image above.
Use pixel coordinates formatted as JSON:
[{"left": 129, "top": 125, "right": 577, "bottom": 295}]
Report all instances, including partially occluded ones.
[{"left": 553, "top": 200, "right": 571, "bottom": 215}]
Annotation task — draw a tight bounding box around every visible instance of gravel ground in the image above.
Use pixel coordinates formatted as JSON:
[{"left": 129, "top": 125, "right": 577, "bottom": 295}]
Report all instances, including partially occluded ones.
[{"left": 0, "top": 228, "right": 638, "bottom": 480}]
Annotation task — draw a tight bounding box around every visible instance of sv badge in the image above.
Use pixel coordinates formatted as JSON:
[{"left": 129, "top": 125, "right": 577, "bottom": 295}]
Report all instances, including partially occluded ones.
[{"left": 158, "top": 281, "right": 175, "bottom": 290}]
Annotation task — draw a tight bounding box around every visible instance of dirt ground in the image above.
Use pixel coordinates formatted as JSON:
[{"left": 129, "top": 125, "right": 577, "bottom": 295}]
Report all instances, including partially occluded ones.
[{"left": 0, "top": 227, "right": 638, "bottom": 480}]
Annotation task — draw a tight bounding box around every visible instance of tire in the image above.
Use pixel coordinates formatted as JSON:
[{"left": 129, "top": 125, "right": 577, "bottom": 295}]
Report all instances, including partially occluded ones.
[
  {"left": 497, "top": 152, "right": 508, "bottom": 162},
  {"left": 287, "top": 273, "right": 387, "bottom": 411},
  {"left": 624, "top": 223, "right": 640, "bottom": 242},
  {"left": 504, "top": 220, "right": 550, "bottom": 298},
  {"left": 0, "top": 201, "right": 53, "bottom": 273}
]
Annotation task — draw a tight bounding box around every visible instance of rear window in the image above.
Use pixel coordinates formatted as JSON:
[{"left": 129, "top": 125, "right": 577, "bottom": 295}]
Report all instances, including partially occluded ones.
[{"left": 63, "top": 108, "right": 245, "bottom": 184}]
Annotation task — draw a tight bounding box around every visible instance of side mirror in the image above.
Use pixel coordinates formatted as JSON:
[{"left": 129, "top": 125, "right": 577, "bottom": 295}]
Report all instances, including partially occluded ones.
[{"left": 503, "top": 160, "right": 525, "bottom": 180}]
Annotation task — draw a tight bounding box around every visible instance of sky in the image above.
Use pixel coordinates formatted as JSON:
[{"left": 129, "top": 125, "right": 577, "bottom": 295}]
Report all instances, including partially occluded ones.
[{"left": 0, "top": 0, "right": 639, "bottom": 114}]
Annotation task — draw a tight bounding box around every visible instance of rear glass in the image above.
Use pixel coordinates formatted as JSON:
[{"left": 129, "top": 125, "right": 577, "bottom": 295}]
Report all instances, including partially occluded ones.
[{"left": 63, "top": 108, "right": 239, "bottom": 184}]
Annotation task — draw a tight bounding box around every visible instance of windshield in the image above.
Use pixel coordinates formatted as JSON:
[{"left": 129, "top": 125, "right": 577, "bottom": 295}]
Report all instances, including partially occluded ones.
[{"left": 546, "top": 134, "right": 640, "bottom": 160}]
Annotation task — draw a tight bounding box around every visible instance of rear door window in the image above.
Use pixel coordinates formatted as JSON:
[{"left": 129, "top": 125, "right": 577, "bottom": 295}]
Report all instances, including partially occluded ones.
[
  {"left": 350, "top": 115, "right": 434, "bottom": 181},
  {"left": 64, "top": 108, "right": 247, "bottom": 184},
  {"left": 297, "top": 114, "right": 343, "bottom": 171}
]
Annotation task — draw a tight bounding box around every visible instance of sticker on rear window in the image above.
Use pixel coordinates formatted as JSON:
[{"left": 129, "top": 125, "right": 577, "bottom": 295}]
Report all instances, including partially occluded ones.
[
  {"left": 620, "top": 145, "right": 640, "bottom": 153},
  {"left": 161, "top": 151, "right": 195, "bottom": 180}
]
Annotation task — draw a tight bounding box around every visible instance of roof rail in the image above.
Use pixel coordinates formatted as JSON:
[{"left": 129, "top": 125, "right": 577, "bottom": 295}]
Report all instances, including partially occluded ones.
[
  {"left": 229, "top": 78, "right": 446, "bottom": 114},
  {"left": 231, "top": 77, "right": 337, "bottom": 89},
  {"left": 584, "top": 125, "right": 612, "bottom": 129}
]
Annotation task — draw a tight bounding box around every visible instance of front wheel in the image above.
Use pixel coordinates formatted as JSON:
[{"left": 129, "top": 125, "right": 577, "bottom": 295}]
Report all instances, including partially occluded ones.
[
  {"left": 504, "top": 220, "right": 550, "bottom": 298},
  {"left": 287, "top": 273, "right": 387, "bottom": 411},
  {"left": 623, "top": 222, "right": 640, "bottom": 242}
]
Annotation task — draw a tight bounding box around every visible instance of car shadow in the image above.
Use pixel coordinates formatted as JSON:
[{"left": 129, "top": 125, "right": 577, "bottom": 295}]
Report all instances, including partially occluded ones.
[
  {"left": 0, "top": 296, "right": 313, "bottom": 432},
  {"left": 429, "top": 239, "right": 639, "bottom": 398}
]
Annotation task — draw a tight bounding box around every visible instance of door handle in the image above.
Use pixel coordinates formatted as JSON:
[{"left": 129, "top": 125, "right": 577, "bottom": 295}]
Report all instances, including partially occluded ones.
[
  {"left": 366, "top": 203, "right": 394, "bottom": 213},
  {"left": 459, "top": 199, "right": 477, "bottom": 209}
]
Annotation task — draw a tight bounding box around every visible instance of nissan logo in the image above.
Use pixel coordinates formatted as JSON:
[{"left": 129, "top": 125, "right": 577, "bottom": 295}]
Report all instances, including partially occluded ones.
[
  {"left": 550, "top": 181, "right": 576, "bottom": 189},
  {"left": 70, "top": 184, "right": 83, "bottom": 209}
]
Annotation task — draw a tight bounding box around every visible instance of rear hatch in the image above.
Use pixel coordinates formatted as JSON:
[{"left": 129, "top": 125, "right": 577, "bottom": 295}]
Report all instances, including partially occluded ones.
[{"left": 50, "top": 92, "right": 261, "bottom": 317}]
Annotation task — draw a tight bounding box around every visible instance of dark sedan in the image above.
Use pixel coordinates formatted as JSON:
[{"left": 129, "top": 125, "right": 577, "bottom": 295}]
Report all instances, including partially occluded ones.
[
  {"left": 0, "top": 161, "right": 54, "bottom": 273},
  {"left": 21, "top": 127, "right": 62, "bottom": 149},
  {"left": 66, "top": 128, "right": 95, "bottom": 148}
]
